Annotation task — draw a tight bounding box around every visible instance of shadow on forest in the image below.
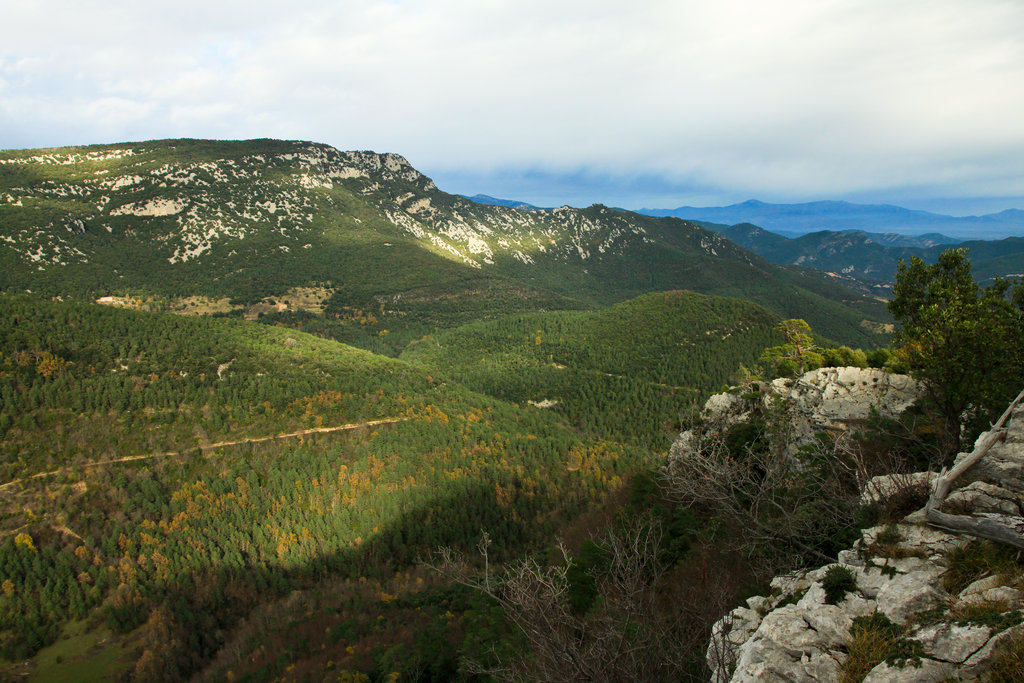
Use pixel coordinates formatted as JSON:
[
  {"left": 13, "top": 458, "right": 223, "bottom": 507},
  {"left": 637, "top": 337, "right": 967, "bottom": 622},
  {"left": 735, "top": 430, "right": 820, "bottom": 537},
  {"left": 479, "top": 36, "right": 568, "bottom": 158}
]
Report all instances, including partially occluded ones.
[{"left": 111, "top": 475, "right": 546, "bottom": 680}]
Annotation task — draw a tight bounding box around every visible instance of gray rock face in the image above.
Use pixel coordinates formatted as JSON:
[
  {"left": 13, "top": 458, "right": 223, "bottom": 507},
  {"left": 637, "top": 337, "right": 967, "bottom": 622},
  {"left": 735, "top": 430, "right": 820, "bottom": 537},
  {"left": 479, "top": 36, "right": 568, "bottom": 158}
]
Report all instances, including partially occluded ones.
[
  {"left": 704, "top": 385, "right": 1024, "bottom": 683},
  {"left": 913, "top": 623, "right": 992, "bottom": 664},
  {"left": 862, "top": 658, "right": 955, "bottom": 682},
  {"left": 671, "top": 367, "right": 924, "bottom": 465},
  {"left": 728, "top": 605, "right": 847, "bottom": 682},
  {"left": 876, "top": 569, "right": 949, "bottom": 625},
  {"left": 771, "top": 367, "right": 922, "bottom": 440}
]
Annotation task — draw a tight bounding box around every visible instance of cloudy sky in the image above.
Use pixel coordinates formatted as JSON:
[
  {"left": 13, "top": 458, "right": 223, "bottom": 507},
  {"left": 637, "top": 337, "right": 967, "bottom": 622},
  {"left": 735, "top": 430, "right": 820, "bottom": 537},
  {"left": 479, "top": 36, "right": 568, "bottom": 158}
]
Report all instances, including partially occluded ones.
[{"left": 2, "top": 0, "right": 1023, "bottom": 213}]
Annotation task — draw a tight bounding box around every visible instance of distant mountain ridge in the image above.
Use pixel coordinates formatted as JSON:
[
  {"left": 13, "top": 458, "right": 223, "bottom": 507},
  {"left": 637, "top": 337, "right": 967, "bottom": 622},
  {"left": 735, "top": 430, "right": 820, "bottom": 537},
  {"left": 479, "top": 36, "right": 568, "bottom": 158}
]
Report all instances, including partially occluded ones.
[
  {"left": 638, "top": 199, "right": 1024, "bottom": 240},
  {"left": 462, "top": 194, "right": 542, "bottom": 210},
  {"left": 706, "top": 222, "right": 1024, "bottom": 291},
  {"left": 0, "top": 138, "right": 889, "bottom": 347}
]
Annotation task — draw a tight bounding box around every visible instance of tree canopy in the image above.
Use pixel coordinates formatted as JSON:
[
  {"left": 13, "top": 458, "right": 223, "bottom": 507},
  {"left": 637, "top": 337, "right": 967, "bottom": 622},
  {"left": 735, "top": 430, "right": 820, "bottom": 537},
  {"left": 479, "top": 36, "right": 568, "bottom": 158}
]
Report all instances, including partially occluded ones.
[
  {"left": 888, "top": 248, "right": 1024, "bottom": 452},
  {"left": 759, "top": 319, "right": 824, "bottom": 378}
]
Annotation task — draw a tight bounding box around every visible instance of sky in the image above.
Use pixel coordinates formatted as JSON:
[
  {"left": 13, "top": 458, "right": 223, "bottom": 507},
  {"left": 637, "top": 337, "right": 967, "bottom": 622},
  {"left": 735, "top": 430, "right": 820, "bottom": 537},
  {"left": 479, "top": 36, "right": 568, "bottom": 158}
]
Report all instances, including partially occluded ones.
[{"left": 2, "top": 0, "right": 1023, "bottom": 214}]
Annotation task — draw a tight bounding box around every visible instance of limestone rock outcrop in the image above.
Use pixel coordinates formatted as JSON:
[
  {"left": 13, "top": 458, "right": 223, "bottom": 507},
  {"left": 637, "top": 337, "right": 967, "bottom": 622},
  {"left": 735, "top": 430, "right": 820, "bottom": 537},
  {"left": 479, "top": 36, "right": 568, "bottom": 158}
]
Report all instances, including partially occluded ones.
[
  {"left": 705, "top": 397, "right": 1024, "bottom": 682},
  {"left": 670, "top": 366, "right": 923, "bottom": 464}
]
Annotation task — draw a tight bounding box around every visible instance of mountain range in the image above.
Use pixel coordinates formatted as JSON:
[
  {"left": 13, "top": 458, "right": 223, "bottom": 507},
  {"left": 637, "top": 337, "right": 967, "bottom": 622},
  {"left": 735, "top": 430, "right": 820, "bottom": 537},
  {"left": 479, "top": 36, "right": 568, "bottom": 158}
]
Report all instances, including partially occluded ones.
[
  {"left": 702, "top": 223, "right": 1024, "bottom": 294},
  {"left": 636, "top": 199, "right": 1024, "bottom": 240},
  {"left": 0, "top": 138, "right": 889, "bottom": 348}
]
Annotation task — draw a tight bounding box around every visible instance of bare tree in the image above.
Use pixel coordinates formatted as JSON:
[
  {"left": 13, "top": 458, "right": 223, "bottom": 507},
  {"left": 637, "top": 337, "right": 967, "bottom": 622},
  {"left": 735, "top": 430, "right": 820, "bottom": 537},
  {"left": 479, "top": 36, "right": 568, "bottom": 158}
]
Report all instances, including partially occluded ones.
[
  {"left": 663, "top": 411, "right": 862, "bottom": 571},
  {"left": 430, "top": 518, "right": 702, "bottom": 682},
  {"left": 926, "top": 388, "right": 1024, "bottom": 550}
]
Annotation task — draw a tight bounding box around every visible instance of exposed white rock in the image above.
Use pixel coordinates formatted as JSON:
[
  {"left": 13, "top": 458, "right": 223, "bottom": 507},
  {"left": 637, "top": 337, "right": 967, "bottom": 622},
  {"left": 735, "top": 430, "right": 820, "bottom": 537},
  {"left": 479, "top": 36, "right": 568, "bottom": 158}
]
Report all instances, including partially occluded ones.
[
  {"left": 946, "top": 480, "right": 1022, "bottom": 515},
  {"left": 527, "top": 399, "right": 559, "bottom": 409},
  {"left": 728, "top": 605, "right": 846, "bottom": 682},
  {"left": 704, "top": 381, "right": 1024, "bottom": 682},
  {"left": 672, "top": 368, "right": 924, "bottom": 465},
  {"left": 954, "top": 404, "right": 1024, "bottom": 493},
  {"left": 860, "top": 523, "right": 964, "bottom": 558},
  {"left": 957, "top": 585, "right": 1024, "bottom": 609},
  {"left": 876, "top": 570, "right": 949, "bottom": 624},
  {"left": 959, "top": 574, "right": 1004, "bottom": 599},
  {"left": 959, "top": 624, "right": 1024, "bottom": 679},
  {"left": 913, "top": 622, "right": 992, "bottom": 664},
  {"left": 111, "top": 197, "right": 188, "bottom": 216},
  {"left": 770, "top": 367, "right": 922, "bottom": 447},
  {"left": 862, "top": 658, "right": 955, "bottom": 682}
]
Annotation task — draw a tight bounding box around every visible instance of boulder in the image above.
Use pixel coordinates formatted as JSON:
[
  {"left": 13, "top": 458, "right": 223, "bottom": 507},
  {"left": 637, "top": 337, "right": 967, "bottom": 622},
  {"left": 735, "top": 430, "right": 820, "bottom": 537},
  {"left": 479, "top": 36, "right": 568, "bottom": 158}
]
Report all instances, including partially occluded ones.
[
  {"left": 728, "top": 605, "right": 847, "bottom": 682},
  {"left": 876, "top": 570, "right": 949, "bottom": 625},
  {"left": 946, "top": 480, "right": 1022, "bottom": 516},
  {"left": 912, "top": 622, "right": 992, "bottom": 664}
]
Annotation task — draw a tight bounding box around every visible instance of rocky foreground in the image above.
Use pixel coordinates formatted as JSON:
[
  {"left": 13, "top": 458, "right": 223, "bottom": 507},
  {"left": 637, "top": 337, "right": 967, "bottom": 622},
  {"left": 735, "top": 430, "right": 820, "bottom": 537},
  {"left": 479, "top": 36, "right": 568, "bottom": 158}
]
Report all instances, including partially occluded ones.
[{"left": 689, "top": 369, "right": 1024, "bottom": 682}]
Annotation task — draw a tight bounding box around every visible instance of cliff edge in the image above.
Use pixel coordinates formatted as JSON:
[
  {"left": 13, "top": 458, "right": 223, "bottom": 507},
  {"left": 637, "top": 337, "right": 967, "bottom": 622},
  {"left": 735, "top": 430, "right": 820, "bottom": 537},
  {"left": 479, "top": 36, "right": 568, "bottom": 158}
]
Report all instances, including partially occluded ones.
[{"left": 696, "top": 373, "right": 1024, "bottom": 682}]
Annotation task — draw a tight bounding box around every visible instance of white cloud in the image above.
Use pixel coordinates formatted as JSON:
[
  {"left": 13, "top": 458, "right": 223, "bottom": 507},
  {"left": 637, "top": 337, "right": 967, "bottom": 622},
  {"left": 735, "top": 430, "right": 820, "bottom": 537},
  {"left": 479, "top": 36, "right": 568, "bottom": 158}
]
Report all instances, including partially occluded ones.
[{"left": 2, "top": 0, "right": 1023, "bottom": 206}]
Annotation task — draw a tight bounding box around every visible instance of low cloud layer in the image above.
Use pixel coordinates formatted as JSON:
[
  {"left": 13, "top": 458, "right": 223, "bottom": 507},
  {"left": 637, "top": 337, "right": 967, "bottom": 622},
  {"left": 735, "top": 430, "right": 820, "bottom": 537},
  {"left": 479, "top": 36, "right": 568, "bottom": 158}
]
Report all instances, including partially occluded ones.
[{"left": 3, "top": 0, "right": 1022, "bottom": 210}]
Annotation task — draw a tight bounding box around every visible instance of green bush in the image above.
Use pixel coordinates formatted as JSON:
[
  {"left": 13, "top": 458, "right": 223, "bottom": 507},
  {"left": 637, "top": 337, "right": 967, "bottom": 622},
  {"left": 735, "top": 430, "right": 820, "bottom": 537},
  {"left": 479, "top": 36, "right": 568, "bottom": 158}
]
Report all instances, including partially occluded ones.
[{"left": 822, "top": 565, "right": 858, "bottom": 604}]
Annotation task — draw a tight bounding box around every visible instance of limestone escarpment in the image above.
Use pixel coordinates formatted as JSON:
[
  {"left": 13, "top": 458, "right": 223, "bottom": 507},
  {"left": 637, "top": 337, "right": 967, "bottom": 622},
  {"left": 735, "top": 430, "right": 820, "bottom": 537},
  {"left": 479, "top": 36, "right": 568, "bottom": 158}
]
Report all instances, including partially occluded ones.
[{"left": 670, "top": 366, "right": 923, "bottom": 464}]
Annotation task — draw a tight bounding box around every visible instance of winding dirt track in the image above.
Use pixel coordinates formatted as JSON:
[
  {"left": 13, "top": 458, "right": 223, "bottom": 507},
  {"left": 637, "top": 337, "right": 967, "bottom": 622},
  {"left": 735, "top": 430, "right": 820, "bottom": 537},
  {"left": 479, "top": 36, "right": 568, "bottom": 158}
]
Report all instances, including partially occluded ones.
[{"left": 0, "top": 417, "right": 406, "bottom": 490}]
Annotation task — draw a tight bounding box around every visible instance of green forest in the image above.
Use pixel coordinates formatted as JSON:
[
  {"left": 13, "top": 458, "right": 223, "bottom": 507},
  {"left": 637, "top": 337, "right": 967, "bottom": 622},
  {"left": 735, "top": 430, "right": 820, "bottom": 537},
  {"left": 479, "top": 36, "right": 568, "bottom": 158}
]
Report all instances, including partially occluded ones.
[
  {"left": 0, "top": 296, "right": 652, "bottom": 679},
  {"left": 0, "top": 286, "right": 876, "bottom": 680},
  {"left": 5, "top": 139, "right": 1021, "bottom": 682}
]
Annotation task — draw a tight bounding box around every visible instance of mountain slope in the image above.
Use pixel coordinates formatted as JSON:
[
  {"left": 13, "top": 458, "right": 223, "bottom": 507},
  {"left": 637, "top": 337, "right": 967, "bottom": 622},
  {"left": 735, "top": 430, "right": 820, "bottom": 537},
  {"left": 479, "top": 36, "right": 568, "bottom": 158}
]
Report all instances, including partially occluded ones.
[
  {"left": 707, "top": 223, "right": 1024, "bottom": 289},
  {"left": 1, "top": 138, "right": 888, "bottom": 347}
]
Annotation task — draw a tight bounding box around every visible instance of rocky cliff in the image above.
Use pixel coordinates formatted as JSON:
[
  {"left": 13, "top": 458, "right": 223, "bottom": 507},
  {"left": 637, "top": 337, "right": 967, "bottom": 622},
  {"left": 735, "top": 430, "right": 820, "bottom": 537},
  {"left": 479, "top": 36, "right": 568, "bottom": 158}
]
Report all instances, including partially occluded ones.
[
  {"left": 693, "top": 371, "right": 1024, "bottom": 682},
  {"left": 670, "top": 366, "right": 923, "bottom": 463}
]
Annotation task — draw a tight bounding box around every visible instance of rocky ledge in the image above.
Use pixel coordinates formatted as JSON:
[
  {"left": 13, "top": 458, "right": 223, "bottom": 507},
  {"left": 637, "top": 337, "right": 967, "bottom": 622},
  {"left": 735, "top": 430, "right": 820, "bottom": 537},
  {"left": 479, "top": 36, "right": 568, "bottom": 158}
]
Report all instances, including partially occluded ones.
[
  {"left": 705, "top": 383, "right": 1024, "bottom": 682},
  {"left": 671, "top": 366, "right": 923, "bottom": 463}
]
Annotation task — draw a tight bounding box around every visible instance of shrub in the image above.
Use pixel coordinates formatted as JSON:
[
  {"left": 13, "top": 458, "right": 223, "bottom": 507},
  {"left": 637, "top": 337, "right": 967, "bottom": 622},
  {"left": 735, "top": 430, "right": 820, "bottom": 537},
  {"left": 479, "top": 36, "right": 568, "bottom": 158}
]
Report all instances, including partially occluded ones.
[
  {"left": 875, "top": 525, "right": 903, "bottom": 547},
  {"left": 822, "top": 565, "right": 858, "bottom": 605},
  {"left": 878, "top": 483, "right": 930, "bottom": 524}
]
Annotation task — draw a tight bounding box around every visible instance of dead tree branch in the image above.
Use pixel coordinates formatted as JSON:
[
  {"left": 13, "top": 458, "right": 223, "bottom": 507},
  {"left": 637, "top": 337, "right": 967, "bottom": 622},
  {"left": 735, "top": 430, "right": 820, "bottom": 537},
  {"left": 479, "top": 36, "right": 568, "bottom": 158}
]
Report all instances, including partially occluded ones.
[{"left": 925, "top": 388, "right": 1024, "bottom": 550}]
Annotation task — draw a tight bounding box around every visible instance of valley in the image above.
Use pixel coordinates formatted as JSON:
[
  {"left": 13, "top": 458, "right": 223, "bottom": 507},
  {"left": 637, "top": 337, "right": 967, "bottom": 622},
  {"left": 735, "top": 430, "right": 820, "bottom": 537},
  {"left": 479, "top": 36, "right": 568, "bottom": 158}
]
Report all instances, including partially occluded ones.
[{"left": 1, "top": 138, "right": 1021, "bottom": 681}]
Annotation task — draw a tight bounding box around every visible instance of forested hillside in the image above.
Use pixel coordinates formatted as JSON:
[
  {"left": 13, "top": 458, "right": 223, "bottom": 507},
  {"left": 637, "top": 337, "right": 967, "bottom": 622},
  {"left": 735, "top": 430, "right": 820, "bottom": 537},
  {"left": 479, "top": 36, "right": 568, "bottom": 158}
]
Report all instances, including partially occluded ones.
[
  {"left": 401, "top": 291, "right": 782, "bottom": 445},
  {"left": 0, "top": 296, "right": 651, "bottom": 679},
  {"left": 0, "top": 139, "right": 889, "bottom": 348},
  {"left": 0, "top": 138, "right": 909, "bottom": 680}
]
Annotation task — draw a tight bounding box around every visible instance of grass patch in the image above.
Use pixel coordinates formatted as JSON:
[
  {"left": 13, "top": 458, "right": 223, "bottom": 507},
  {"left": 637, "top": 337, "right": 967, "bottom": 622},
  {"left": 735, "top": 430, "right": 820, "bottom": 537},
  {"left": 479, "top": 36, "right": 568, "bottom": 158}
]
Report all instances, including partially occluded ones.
[
  {"left": 987, "top": 628, "right": 1024, "bottom": 682},
  {"left": 839, "top": 612, "right": 923, "bottom": 683},
  {"left": 28, "top": 620, "right": 136, "bottom": 683},
  {"left": 942, "top": 540, "right": 1024, "bottom": 595},
  {"left": 865, "top": 525, "right": 927, "bottom": 560},
  {"left": 948, "top": 600, "right": 1024, "bottom": 631}
]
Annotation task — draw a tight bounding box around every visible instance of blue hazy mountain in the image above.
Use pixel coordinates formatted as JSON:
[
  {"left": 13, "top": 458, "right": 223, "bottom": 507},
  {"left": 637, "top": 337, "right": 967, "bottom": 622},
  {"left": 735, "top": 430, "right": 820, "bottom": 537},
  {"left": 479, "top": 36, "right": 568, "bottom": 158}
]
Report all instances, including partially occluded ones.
[
  {"left": 462, "top": 194, "right": 543, "bottom": 210},
  {"left": 638, "top": 200, "right": 1024, "bottom": 240}
]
